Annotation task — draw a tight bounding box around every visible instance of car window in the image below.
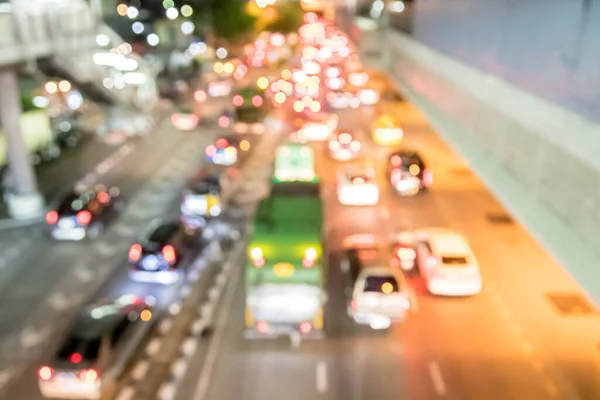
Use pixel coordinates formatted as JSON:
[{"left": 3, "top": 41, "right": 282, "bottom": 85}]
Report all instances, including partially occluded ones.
[
  {"left": 441, "top": 256, "right": 469, "bottom": 265},
  {"left": 363, "top": 276, "right": 400, "bottom": 293},
  {"left": 57, "top": 336, "right": 102, "bottom": 362},
  {"left": 348, "top": 175, "right": 369, "bottom": 184},
  {"left": 57, "top": 194, "right": 86, "bottom": 215},
  {"left": 146, "top": 223, "right": 179, "bottom": 245}
]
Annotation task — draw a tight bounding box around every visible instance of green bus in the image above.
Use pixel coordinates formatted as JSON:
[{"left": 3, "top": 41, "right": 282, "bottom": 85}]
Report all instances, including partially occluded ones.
[
  {"left": 244, "top": 181, "right": 325, "bottom": 340},
  {"left": 273, "top": 143, "right": 317, "bottom": 183}
]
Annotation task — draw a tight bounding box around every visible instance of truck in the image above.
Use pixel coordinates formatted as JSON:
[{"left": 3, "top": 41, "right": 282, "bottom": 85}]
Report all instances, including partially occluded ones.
[{"left": 244, "top": 144, "right": 325, "bottom": 343}]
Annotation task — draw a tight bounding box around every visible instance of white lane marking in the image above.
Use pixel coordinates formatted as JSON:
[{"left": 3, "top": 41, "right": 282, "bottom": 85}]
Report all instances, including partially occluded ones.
[
  {"left": 116, "top": 386, "right": 136, "bottom": 400},
  {"left": 171, "top": 358, "right": 188, "bottom": 380},
  {"left": 48, "top": 292, "right": 69, "bottom": 310},
  {"left": 157, "top": 382, "right": 176, "bottom": 400},
  {"left": 216, "top": 273, "right": 227, "bottom": 288},
  {"left": 380, "top": 206, "right": 390, "bottom": 220},
  {"left": 0, "top": 367, "right": 15, "bottom": 391},
  {"left": 131, "top": 360, "right": 150, "bottom": 381},
  {"left": 169, "top": 303, "right": 182, "bottom": 316},
  {"left": 192, "top": 250, "right": 241, "bottom": 400},
  {"left": 146, "top": 337, "right": 162, "bottom": 356},
  {"left": 408, "top": 288, "right": 419, "bottom": 313},
  {"left": 74, "top": 267, "right": 94, "bottom": 282},
  {"left": 200, "top": 303, "right": 214, "bottom": 320},
  {"left": 191, "top": 318, "right": 208, "bottom": 335},
  {"left": 428, "top": 361, "right": 447, "bottom": 396},
  {"left": 96, "top": 241, "right": 117, "bottom": 258},
  {"left": 181, "top": 337, "right": 198, "bottom": 357},
  {"left": 207, "top": 286, "right": 221, "bottom": 302},
  {"left": 316, "top": 361, "right": 328, "bottom": 393},
  {"left": 158, "top": 318, "right": 173, "bottom": 335},
  {"left": 180, "top": 284, "right": 192, "bottom": 299},
  {"left": 20, "top": 326, "right": 51, "bottom": 348}
]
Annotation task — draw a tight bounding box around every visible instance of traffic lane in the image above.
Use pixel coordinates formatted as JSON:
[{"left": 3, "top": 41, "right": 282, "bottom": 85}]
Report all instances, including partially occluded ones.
[
  {"left": 379, "top": 109, "right": 600, "bottom": 396},
  {"left": 174, "top": 266, "right": 324, "bottom": 400},
  {"left": 0, "top": 124, "right": 215, "bottom": 344},
  {"left": 324, "top": 247, "right": 437, "bottom": 400},
  {"left": 0, "top": 130, "right": 224, "bottom": 400},
  {"left": 316, "top": 127, "right": 439, "bottom": 399}
]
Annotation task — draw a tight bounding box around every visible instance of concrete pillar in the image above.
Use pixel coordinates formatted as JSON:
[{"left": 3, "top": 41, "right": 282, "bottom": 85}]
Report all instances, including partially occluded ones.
[{"left": 0, "top": 68, "right": 44, "bottom": 219}]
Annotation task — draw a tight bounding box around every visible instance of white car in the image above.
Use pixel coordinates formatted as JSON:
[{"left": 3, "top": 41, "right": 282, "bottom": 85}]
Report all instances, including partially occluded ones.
[
  {"left": 326, "top": 91, "right": 360, "bottom": 109},
  {"left": 208, "top": 81, "right": 232, "bottom": 97},
  {"left": 171, "top": 111, "right": 199, "bottom": 131},
  {"left": 297, "top": 113, "right": 338, "bottom": 141},
  {"left": 337, "top": 167, "right": 379, "bottom": 205},
  {"left": 414, "top": 228, "right": 482, "bottom": 296}
]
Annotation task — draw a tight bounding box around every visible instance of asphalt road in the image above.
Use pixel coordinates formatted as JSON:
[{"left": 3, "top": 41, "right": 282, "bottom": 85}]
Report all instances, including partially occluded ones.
[
  {"left": 0, "top": 97, "right": 229, "bottom": 398},
  {"left": 172, "top": 80, "right": 600, "bottom": 400}
]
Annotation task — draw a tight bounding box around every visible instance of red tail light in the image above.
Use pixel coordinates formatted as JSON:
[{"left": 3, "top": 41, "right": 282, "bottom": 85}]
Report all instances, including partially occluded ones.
[
  {"left": 216, "top": 138, "right": 228, "bottom": 148},
  {"left": 218, "top": 115, "right": 230, "bottom": 127},
  {"left": 252, "top": 95, "right": 263, "bottom": 107},
  {"left": 190, "top": 114, "right": 199, "bottom": 125},
  {"left": 97, "top": 192, "right": 109, "bottom": 204},
  {"left": 350, "top": 299, "right": 358, "bottom": 311},
  {"left": 76, "top": 210, "right": 91, "bottom": 225},
  {"left": 128, "top": 244, "right": 142, "bottom": 262},
  {"left": 391, "top": 155, "right": 402, "bottom": 167},
  {"left": 78, "top": 369, "right": 98, "bottom": 381},
  {"left": 299, "top": 321, "right": 312, "bottom": 334},
  {"left": 69, "top": 352, "right": 82, "bottom": 364},
  {"left": 422, "top": 168, "right": 433, "bottom": 187},
  {"left": 391, "top": 169, "right": 402, "bottom": 184},
  {"left": 38, "top": 366, "right": 54, "bottom": 381},
  {"left": 233, "top": 95, "right": 244, "bottom": 107},
  {"left": 171, "top": 114, "right": 180, "bottom": 124},
  {"left": 162, "top": 245, "right": 176, "bottom": 264},
  {"left": 45, "top": 210, "right": 58, "bottom": 225},
  {"left": 205, "top": 145, "right": 216, "bottom": 157},
  {"left": 256, "top": 321, "right": 269, "bottom": 334}
]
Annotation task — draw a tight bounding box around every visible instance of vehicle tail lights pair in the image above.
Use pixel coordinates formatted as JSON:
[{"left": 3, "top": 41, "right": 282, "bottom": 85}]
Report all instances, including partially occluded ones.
[
  {"left": 45, "top": 210, "right": 91, "bottom": 225},
  {"left": 128, "top": 244, "right": 176, "bottom": 264},
  {"left": 38, "top": 366, "right": 98, "bottom": 382}
]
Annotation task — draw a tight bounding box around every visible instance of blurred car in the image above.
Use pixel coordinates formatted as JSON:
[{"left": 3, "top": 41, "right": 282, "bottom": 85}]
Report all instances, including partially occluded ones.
[
  {"left": 296, "top": 112, "right": 338, "bottom": 141},
  {"left": 341, "top": 234, "right": 410, "bottom": 329},
  {"left": 128, "top": 219, "right": 198, "bottom": 284},
  {"left": 372, "top": 114, "right": 403, "bottom": 145},
  {"left": 326, "top": 89, "right": 360, "bottom": 109},
  {"left": 205, "top": 137, "right": 240, "bottom": 166},
  {"left": 38, "top": 295, "right": 152, "bottom": 400},
  {"left": 171, "top": 108, "right": 199, "bottom": 131},
  {"left": 328, "top": 131, "right": 361, "bottom": 161},
  {"left": 387, "top": 151, "right": 432, "bottom": 196},
  {"left": 46, "top": 186, "right": 122, "bottom": 240},
  {"left": 391, "top": 233, "right": 418, "bottom": 271},
  {"left": 181, "top": 174, "right": 222, "bottom": 226},
  {"left": 208, "top": 80, "right": 232, "bottom": 98},
  {"left": 414, "top": 228, "right": 482, "bottom": 296},
  {"left": 337, "top": 167, "right": 379, "bottom": 205},
  {"left": 348, "top": 71, "right": 369, "bottom": 87}
]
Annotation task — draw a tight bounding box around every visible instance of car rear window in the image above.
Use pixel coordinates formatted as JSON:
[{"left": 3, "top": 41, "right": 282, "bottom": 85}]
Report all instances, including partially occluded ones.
[
  {"left": 441, "top": 256, "right": 469, "bottom": 265},
  {"left": 146, "top": 223, "right": 179, "bottom": 245},
  {"left": 57, "top": 337, "right": 102, "bottom": 363},
  {"left": 349, "top": 175, "right": 369, "bottom": 184},
  {"left": 364, "top": 276, "right": 400, "bottom": 293},
  {"left": 57, "top": 194, "right": 86, "bottom": 215}
]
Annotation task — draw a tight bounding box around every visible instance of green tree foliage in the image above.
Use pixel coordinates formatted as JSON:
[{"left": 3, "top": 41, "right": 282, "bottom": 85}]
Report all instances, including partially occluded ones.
[
  {"left": 190, "top": 0, "right": 256, "bottom": 42},
  {"left": 265, "top": 2, "right": 304, "bottom": 34}
]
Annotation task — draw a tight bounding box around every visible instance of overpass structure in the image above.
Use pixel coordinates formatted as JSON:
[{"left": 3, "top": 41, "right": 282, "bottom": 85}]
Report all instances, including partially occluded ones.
[
  {"left": 338, "top": 1, "right": 600, "bottom": 306},
  {"left": 0, "top": 0, "right": 159, "bottom": 219}
]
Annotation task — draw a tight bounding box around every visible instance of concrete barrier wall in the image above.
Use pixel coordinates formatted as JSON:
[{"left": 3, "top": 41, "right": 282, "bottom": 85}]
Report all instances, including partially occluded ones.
[{"left": 384, "top": 29, "right": 600, "bottom": 304}]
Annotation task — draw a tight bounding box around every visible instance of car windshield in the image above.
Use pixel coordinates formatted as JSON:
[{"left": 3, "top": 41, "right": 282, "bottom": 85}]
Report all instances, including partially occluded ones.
[
  {"left": 441, "top": 256, "right": 469, "bottom": 266},
  {"left": 192, "top": 178, "right": 219, "bottom": 194},
  {"left": 364, "top": 276, "right": 400, "bottom": 293}
]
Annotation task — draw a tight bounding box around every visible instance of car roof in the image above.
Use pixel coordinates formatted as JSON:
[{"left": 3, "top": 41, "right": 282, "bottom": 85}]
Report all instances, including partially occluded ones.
[{"left": 428, "top": 232, "right": 471, "bottom": 255}]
